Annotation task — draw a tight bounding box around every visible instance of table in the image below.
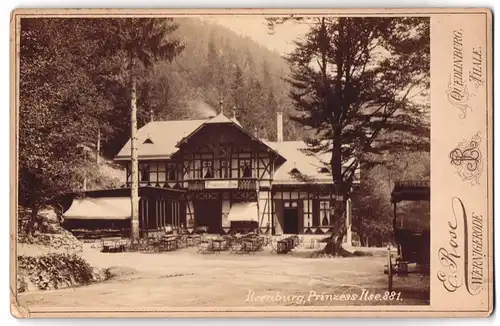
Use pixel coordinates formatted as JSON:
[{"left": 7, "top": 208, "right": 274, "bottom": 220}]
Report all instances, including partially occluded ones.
[{"left": 210, "top": 238, "right": 226, "bottom": 252}]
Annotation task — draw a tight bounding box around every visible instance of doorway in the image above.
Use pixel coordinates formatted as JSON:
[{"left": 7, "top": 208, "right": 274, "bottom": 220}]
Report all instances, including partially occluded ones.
[
  {"left": 283, "top": 201, "right": 299, "bottom": 234},
  {"left": 193, "top": 199, "right": 222, "bottom": 234}
]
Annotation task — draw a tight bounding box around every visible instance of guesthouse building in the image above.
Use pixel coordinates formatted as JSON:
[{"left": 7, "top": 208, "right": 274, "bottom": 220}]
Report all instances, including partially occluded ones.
[{"left": 108, "top": 108, "right": 358, "bottom": 237}]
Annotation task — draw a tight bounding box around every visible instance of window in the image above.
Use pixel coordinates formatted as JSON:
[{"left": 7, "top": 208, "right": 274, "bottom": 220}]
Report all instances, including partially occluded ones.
[
  {"left": 320, "top": 201, "right": 331, "bottom": 226},
  {"left": 239, "top": 159, "right": 252, "bottom": 178},
  {"left": 167, "top": 163, "right": 176, "bottom": 181},
  {"left": 192, "top": 158, "right": 201, "bottom": 179},
  {"left": 140, "top": 164, "right": 150, "bottom": 182},
  {"left": 202, "top": 161, "right": 214, "bottom": 179},
  {"left": 145, "top": 163, "right": 168, "bottom": 183},
  {"left": 219, "top": 160, "right": 229, "bottom": 178},
  {"left": 149, "top": 163, "right": 158, "bottom": 183},
  {"left": 230, "top": 158, "right": 239, "bottom": 178},
  {"left": 303, "top": 200, "right": 312, "bottom": 227},
  {"left": 157, "top": 163, "right": 166, "bottom": 182}
]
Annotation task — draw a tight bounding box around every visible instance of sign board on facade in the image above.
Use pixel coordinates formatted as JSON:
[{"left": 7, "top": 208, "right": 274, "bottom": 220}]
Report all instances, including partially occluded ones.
[{"left": 205, "top": 180, "right": 238, "bottom": 189}]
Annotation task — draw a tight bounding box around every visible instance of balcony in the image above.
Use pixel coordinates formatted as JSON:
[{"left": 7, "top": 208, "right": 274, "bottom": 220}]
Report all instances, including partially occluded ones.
[
  {"left": 124, "top": 178, "right": 259, "bottom": 191},
  {"left": 187, "top": 178, "right": 257, "bottom": 191}
]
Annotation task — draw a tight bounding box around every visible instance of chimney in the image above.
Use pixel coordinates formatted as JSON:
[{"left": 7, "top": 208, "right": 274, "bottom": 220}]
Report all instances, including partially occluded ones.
[
  {"left": 277, "top": 111, "right": 283, "bottom": 142},
  {"left": 219, "top": 100, "right": 224, "bottom": 115},
  {"left": 232, "top": 106, "right": 236, "bottom": 119}
]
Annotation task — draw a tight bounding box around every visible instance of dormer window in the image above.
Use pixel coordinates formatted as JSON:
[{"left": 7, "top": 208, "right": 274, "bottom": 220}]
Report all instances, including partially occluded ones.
[
  {"left": 290, "top": 168, "right": 300, "bottom": 175},
  {"left": 143, "top": 138, "right": 153, "bottom": 144}
]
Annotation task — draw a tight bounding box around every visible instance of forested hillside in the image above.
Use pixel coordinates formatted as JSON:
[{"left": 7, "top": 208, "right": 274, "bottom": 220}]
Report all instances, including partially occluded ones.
[{"left": 103, "top": 18, "right": 303, "bottom": 158}]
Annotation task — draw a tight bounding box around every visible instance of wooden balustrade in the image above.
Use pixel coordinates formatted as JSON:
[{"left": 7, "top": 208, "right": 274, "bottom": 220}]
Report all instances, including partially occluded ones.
[{"left": 126, "top": 178, "right": 259, "bottom": 191}]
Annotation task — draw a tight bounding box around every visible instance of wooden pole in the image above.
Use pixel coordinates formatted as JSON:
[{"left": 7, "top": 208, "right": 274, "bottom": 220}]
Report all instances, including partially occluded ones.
[
  {"left": 256, "top": 180, "right": 260, "bottom": 235},
  {"left": 96, "top": 128, "right": 101, "bottom": 165},
  {"left": 130, "top": 63, "right": 140, "bottom": 241},
  {"left": 345, "top": 198, "right": 352, "bottom": 246}
]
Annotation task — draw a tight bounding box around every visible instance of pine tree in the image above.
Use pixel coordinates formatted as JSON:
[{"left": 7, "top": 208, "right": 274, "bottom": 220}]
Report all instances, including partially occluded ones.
[
  {"left": 270, "top": 17, "right": 430, "bottom": 254},
  {"left": 98, "top": 18, "right": 184, "bottom": 240}
]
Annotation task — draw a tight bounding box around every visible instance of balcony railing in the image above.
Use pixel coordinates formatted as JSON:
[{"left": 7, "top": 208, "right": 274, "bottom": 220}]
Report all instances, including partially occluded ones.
[{"left": 125, "top": 178, "right": 258, "bottom": 191}]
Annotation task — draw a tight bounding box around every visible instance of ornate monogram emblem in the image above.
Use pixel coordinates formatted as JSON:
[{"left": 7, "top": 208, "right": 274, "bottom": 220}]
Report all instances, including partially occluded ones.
[{"left": 449, "top": 132, "right": 483, "bottom": 185}]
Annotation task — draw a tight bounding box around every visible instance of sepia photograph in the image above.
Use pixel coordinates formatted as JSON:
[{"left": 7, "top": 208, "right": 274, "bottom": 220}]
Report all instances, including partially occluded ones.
[{"left": 9, "top": 9, "right": 492, "bottom": 318}]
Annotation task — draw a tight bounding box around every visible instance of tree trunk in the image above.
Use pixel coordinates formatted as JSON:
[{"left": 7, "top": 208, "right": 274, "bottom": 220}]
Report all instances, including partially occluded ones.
[
  {"left": 26, "top": 204, "right": 39, "bottom": 235},
  {"left": 318, "top": 19, "right": 348, "bottom": 256},
  {"left": 332, "top": 206, "right": 347, "bottom": 254},
  {"left": 130, "top": 67, "right": 140, "bottom": 241},
  {"left": 321, "top": 214, "right": 348, "bottom": 256},
  {"left": 323, "top": 127, "right": 347, "bottom": 256},
  {"left": 359, "top": 233, "right": 366, "bottom": 247}
]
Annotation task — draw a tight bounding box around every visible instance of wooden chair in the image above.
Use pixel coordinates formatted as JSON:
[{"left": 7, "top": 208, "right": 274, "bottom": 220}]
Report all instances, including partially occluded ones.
[{"left": 197, "top": 240, "right": 213, "bottom": 254}]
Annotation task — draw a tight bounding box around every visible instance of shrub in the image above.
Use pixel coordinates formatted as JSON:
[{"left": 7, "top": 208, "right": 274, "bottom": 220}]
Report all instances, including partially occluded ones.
[{"left": 17, "top": 253, "right": 96, "bottom": 291}]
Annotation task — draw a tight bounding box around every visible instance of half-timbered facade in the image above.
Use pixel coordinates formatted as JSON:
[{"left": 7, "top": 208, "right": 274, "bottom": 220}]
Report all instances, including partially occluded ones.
[{"left": 114, "top": 110, "right": 358, "bottom": 236}]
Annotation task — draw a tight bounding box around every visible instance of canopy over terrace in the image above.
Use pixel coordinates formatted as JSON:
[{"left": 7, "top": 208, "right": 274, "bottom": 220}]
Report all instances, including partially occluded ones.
[
  {"left": 64, "top": 197, "right": 131, "bottom": 220},
  {"left": 57, "top": 186, "right": 186, "bottom": 236}
]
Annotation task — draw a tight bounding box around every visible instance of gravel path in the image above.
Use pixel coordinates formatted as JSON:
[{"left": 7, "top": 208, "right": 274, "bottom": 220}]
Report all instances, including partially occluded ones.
[{"left": 18, "top": 245, "right": 430, "bottom": 309}]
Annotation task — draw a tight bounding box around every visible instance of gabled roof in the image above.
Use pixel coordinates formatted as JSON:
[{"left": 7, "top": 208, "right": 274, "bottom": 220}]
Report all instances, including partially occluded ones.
[
  {"left": 263, "top": 140, "right": 334, "bottom": 184},
  {"left": 175, "top": 112, "right": 233, "bottom": 147},
  {"left": 175, "top": 112, "right": 285, "bottom": 162},
  {"left": 115, "top": 113, "right": 279, "bottom": 161},
  {"left": 263, "top": 141, "right": 361, "bottom": 185},
  {"left": 115, "top": 119, "right": 207, "bottom": 160}
]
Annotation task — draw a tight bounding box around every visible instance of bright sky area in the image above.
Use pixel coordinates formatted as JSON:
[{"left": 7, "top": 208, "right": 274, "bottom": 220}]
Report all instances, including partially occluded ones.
[
  {"left": 200, "top": 16, "right": 309, "bottom": 55},
  {"left": 200, "top": 16, "right": 427, "bottom": 107}
]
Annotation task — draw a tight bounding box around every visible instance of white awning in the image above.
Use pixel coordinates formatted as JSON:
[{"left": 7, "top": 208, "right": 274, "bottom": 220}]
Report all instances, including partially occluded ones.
[
  {"left": 227, "top": 202, "right": 258, "bottom": 222},
  {"left": 63, "top": 197, "right": 131, "bottom": 220}
]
